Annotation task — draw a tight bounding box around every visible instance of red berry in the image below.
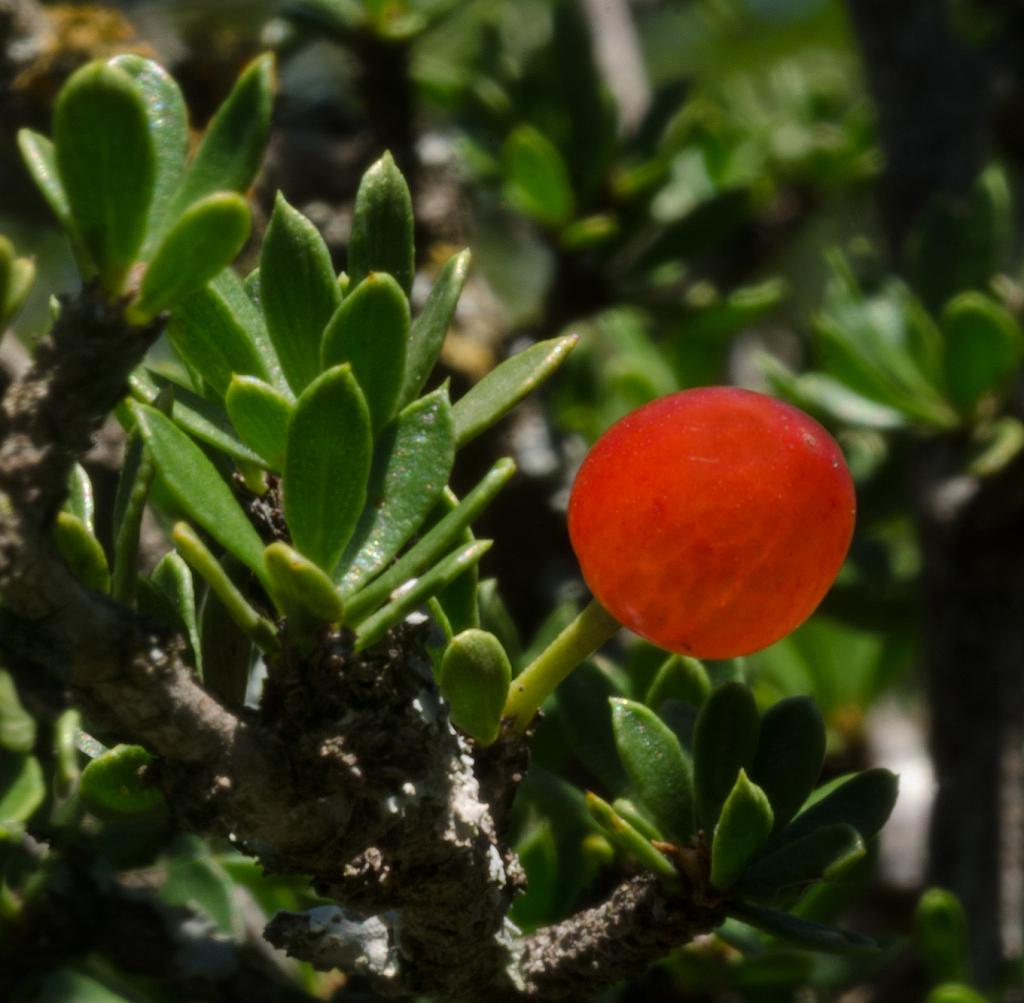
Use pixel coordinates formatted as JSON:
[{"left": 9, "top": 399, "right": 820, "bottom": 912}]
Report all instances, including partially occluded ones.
[{"left": 567, "top": 387, "right": 855, "bottom": 659}]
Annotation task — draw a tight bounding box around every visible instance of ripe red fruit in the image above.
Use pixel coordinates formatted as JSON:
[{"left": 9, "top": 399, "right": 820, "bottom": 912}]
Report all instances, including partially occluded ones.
[{"left": 567, "top": 387, "right": 855, "bottom": 659}]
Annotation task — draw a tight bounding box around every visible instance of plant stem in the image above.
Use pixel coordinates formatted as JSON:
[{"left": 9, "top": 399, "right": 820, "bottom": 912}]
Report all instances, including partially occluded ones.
[{"left": 504, "top": 598, "right": 621, "bottom": 732}]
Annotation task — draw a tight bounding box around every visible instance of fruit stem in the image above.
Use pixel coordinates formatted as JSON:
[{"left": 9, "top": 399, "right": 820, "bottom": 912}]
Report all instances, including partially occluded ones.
[{"left": 503, "top": 598, "right": 621, "bottom": 732}]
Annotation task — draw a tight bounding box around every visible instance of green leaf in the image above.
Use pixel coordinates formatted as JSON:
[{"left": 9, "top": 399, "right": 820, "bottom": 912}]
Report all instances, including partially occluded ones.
[
  {"left": 0, "top": 236, "right": 35, "bottom": 328},
  {"left": 284, "top": 364, "right": 372, "bottom": 571},
  {"left": 261, "top": 192, "right": 342, "bottom": 393},
  {"left": 750, "top": 696, "right": 827, "bottom": 833},
  {"left": 711, "top": 770, "right": 774, "bottom": 889},
  {"left": 336, "top": 387, "right": 454, "bottom": 593},
  {"left": 735, "top": 823, "right": 865, "bottom": 904},
  {"left": 556, "top": 661, "right": 629, "bottom": 793},
  {"left": 168, "top": 54, "right": 274, "bottom": 217},
  {"left": 132, "top": 403, "right": 267, "bottom": 581},
  {"left": 646, "top": 655, "right": 710, "bottom": 710},
  {"left": 439, "top": 629, "right": 512, "bottom": 745},
  {"left": 65, "top": 463, "right": 95, "bottom": 531},
  {"left": 53, "top": 512, "right": 110, "bottom": 593},
  {"left": 321, "top": 271, "right": 409, "bottom": 432},
  {"left": 79, "top": 744, "right": 163, "bottom": 816},
  {"left": 779, "top": 768, "right": 899, "bottom": 846},
  {"left": 0, "top": 752, "right": 45, "bottom": 823},
  {"left": 942, "top": 292, "right": 1023, "bottom": 416},
  {"left": 108, "top": 54, "right": 188, "bottom": 252},
  {"left": 18, "top": 129, "right": 71, "bottom": 227},
  {"left": 167, "top": 269, "right": 277, "bottom": 399},
  {"left": 55, "top": 61, "right": 156, "bottom": 291},
  {"left": 348, "top": 151, "right": 415, "bottom": 295},
  {"left": 0, "top": 670, "right": 35, "bottom": 753},
  {"left": 585, "top": 791, "right": 678, "bottom": 878},
  {"left": 344, "top": 457, "right": 515, "bottom": 622},
  {"left": 354, "top": 540, "right": 492, "bottom": 651},
  {"left": 38, "top": 971, "right": 135, "bottom": 1003},
  {"left": 693, "top": 682, "right": 760, "bottom": 831},
  {"left": 452, "top": 334, "right": 579, "bottom": 448},
  {"left": 199, "top": 560, "right": 254, "bottom": 706},
  {"left": 401, "top": 248, "right": 470, "bottom": 408},
  {"left": 225, "top": 376, "right": 293, "bottom": 471},
  {"left": 728, "top": 901, "right": 879, "bottom": 955},
  {"left": 502, "top": 125, "right": 575, "bottom": 228},
  {"left": 916, "top": 887, "right": 971, "bottom": 985},
  {"left": 925, "top": 985, "right": 989, "bottom": 1003},
  {"left": 264, "top": 542, "right": 345, "bottom": 623},
  {"left": 610, "top": 697, "right": 695, "bottom": 844},
  {"left": 131, "top": 193, "right": 252, "bottom": 321},
  {"left": 150, "top": 552, "right": 203, "bottom": 677}
]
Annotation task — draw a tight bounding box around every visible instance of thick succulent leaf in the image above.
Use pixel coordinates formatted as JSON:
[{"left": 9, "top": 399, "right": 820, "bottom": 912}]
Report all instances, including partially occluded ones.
[
  {"left": 168, "top": 54, "right": 274, "bottom": 217},
  {"left": 199, "top": 560, "right": 254, "bottom": 706},
  {"left": 0, "top": 237, "right": 35, "bottom": 328},
  {"left": 401, "top": 248, "right": 471, "bottom": 408},
  {"left": 728, "top": 901, "right": 879, "bottom": 955},
  {"left": 439, "top": 629, "right": 512, "bottom": 745},
  {"left": 80, "top": 744, "right": 163, "bottom": 816},
  {"left": 336, "top": 387, "right": 454, "bottom": 594},
  {"left": 502, "top": 125, "right": 575, "bottom": 228},
  {"left": 585, "top": 791, "right": 678, "bottom": 877},
  {"left": 924, "top": 987, "right": 990, "bottom": 1003},
  {"left": 284, "top": 365, "right": 372, "bottom": 572},
  {"left": 54, "top": 512, "right": 110, "bottom": 593},
  {"left": 452, "top": 334, "right": 579, "bottom": 447},
  {"left": 261, "top": 193, "right": 342, "bottom": 393},
  {"left": 108, "top": 54, "right": 188, "bottom": 251},
  {"left": 348, "top": 151, "right": 415, "bottom": 295},
  {"left": 132, "top": 193, "right": 251, "bottom": 321},
  {"left": 610, "top": 697, "right": 695, "bottom": 844},
  {"left": 777, "top": 768, "right": 899, "bottom": 847},
  {"left": 132, "top": 403, "right": 266, "bottom": 581},
  {"left": 168, "top": 270, "right": 277, "bottom": 398},
  {"left": 735, "top": 823, "right": 865, "bottom": 904},
  {"left": 65, "top": 463, "right": 95, "bottom": 531},
  {"left": 711, "top": 770, "right": 774, "bottom": 889},
  {"left": 0, "top": 752, "right": 45, "bottom": 823},
  {"left": 0, "top": 671, "right": 35, "bottom": 753},
  {"left": 646, "top": 655, "right": 710, "bottom": 710},
  {"left": 265, "top": 542, "right": 345, "bottom": 623},
  {"left": 150, "top": 552, "right": 202, "bottom": 677},
  {"left": 354, "top": 540, "right": 492, "bottom": 651},
  {"left": 693, "top": 682, "right": 760, "bottom": 831},
  {"left": 17, "top": 129, "right": 71, "bottom": 226},
  {"left": 344, "top": 457, "right": 515, "bottom": 622},
  {"left": 750, "top": 696, "right": 827, "bottom": 833},
  {"left": 55, "top": 61, "right": 156, "bottom": 290},
  {"left": 915, "top": 887, "right": 971, "bottom": 985},
  {"left": 225, "top": 376, "right": 293, "bottom": 471},
  {"left": 321, "top": 271, "right": 409, "bottom": 432}
]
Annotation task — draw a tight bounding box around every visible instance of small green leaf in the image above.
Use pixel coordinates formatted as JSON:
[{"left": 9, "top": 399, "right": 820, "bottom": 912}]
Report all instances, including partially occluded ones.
[
  {"left": 612, "top": 798, "right": 662, "bottom": 841},
  {"left": 38, "top": 970, "right": 135, "bottom": 1003},
  {"left": 557, "top": 662, "right": 629, "bottom": 792},
  {"left": 693, "top": 682, "right": 760, "bottom": 831},
  {"left": 336, "top": 387, "right": 454, "bottom": 593},
  {"left": 108, "top": 54, "right": 188, "bottom": 251},
  {"left": 728, "top": 901, "right": 879, "bottom": 955},
  {"left": 925, "top": 985, "right": 989, "bottom": 1003},
  {"left": 734, "top": 823, "right": 865, "bottom": 904},
  {"left": 611, "top": 697, "right": 695, "bottom": 844},
  {"left": 53, "top": 512, "right": 110, "bottom": 593},
  {"left": 942, "top": 292, "right": 1023, "bottom": 415},
  {"left": 400, "top": 248, "right": 471, "bottom": 407},
  {"left": 131, "top": 193, "right": 252, "bottom": 321},
  {"left": 284, "top": 364, "right": 372, "bottom": 572},
  {"left": 55, "top": 61, "right": 156, "bottom": 291},
  {"left": 646, "top": 655, "right": 710, "bottom": 710},
  {"left": 199, "top": 559, "right": 254, "bottom": 706},
  {"left": 452, "top": 334, "right": 579, "bottom": 447},
  {"left": 225, "top": 376, "right": 293, "bottom": 471},
  {"left": 439, "top": 629, "right": 512, "bottom": 745},
  {"left": 321, "top": 271, "right": 409, "bottom": 432},
  {"left": 0, "top": 671, "right": 35, "bottom": 753},
  {"left": 132, "top": 403, "right": 267, "bottom": 581},
  {"left": 168, "top": 269, "right": 277, "bottom": 399},
  {"left": 168, "top": 54, "right": 274, "bottom": 217},
  {"left": 750, "top": 696, "right": 827, "bottom": 833},
  {"left": 585, "top": 791, "right": 678, "bottom": 878},
  {"left": 711, "top": 769, "right": 774, "bottom": 889},
  {"left": 79, "top": 744, "right": 163, "bottom": 817},
  {"left": 18, "top": 128, "right": 71, "bottom": 227},
  {"left": 111, "top": 423, "right": 158, "bottom": 605},
  {"left": 502, "top": 125, "right": 575, "bottom": 228},
  {"left": 354, "top": 540, "right": 492, "bottom": 651},
  {"left": 779, "top": 768, "right": 899, "bottom": 846},
  {"left": 261, "top": 193, "right": 342, "bottom": 393},
  {"left": 348, "top": 151, "right": 415, "bottom": 295},
  {"left": 150, "top": 552, "right": 202, "bottom": 677},
  {"left": 0, "top": 236, "right": 35, "bottom": 328},
  {"left": 916, "top": 887, "right": 971, "bottom": 985},
  {"left": 0, "top": 751, "right": 45, "bottom": 823},
  {"left": 265, "top": 541, "right": 345, "bottom": 623},
  {"left": 65, "top": 463, "right": 95, "bottom": 531},
  {"left": 345, "top": 457, "right": 515, "bottom": 623}
]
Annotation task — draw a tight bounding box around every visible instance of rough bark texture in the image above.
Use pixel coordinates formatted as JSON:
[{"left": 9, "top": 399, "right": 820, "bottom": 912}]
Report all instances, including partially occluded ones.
[{"left": 0, "top": 283, "right": 726, "bottom": 1000}]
